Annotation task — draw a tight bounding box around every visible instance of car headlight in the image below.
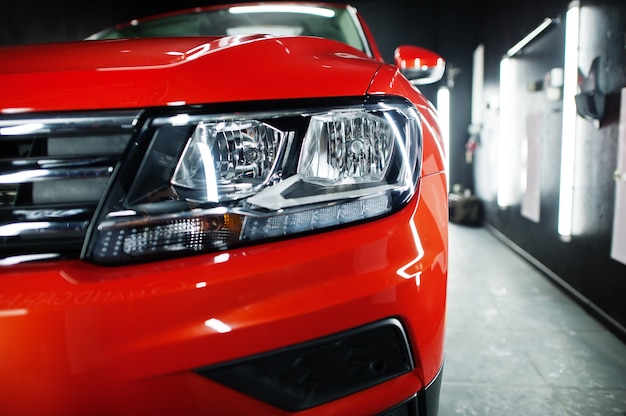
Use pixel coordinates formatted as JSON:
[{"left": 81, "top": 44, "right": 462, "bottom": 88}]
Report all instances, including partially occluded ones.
[{"left": 84, "top": 97, "right": 422, "bottom": 264}]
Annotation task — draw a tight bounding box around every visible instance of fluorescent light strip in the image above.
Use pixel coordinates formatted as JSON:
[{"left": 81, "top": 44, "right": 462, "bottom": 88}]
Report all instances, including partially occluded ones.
[
  {"left": 507, "top": 18, "right": 555, "bottom": 57},
  {"left": 498, "top": 57, "right": 515, "bottom": 207},
  {"left": 471, "top": 44, "right": 485, "bottom": 127},
  {"left": 436, "top": 87, "right": 450, "bottom": 191},
  {"left": 558, "top": 1, "right": 580, "bottom": 240}
]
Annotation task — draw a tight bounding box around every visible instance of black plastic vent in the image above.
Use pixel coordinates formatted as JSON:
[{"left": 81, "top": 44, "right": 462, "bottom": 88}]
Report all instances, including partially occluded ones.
[
  {"left": 0, "top": 111, "right": 138, "bottom": 264},
  {"left": 195, "top": 318, "right": 414, "bottom": 411},
  {"left": 378, "top": 395, "right": 419, "bottom": 416}
]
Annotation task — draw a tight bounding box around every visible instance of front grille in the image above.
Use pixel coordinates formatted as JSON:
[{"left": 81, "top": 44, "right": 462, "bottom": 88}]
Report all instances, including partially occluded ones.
[
  {"left": 0, "top": 111, "right": 138, "bottom": 264},
  {"left": 195, "top": 318, "right": 414, "bottom": 412}
]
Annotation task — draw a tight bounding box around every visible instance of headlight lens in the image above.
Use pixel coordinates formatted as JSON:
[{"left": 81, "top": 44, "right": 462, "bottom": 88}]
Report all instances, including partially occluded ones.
[
  {"left": 171, "top": 120, "right": 286, "bottom": 202},
  {"left": 85, "top": 98, "right": 422, "bottom": 264},
  {"left": 298, "top": 112, "right": 394, "bottom": 184}
]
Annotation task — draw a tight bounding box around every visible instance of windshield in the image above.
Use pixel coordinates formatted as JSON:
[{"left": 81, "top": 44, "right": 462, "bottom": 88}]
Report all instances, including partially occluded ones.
[{"left": 88, "top": 4, "right": 368, "bottom": 54}]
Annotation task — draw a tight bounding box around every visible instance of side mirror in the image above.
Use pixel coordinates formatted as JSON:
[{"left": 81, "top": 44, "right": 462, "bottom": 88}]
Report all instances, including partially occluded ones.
[{"left": 394, "top": 45, "right": 445, "bottom": 85}]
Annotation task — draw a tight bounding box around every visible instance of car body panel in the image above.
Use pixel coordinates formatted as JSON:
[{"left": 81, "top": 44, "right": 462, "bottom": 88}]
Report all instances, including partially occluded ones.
[
  {"left": 0, "top": 36, "right": 380, "bottom": 113},
  {"left": 0, "top": 172, "right": 447, "bottom": 415}
]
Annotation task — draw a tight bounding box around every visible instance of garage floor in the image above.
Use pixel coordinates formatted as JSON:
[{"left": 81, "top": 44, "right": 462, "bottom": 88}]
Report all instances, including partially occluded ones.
[{"left": 440, "top": 223, "right": 626, "bottom": 416}]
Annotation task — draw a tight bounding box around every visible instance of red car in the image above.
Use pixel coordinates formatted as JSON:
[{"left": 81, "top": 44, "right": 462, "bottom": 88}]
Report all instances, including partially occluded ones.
[{"left": 0, "top": 3, "right": 448, "bottom": 415}]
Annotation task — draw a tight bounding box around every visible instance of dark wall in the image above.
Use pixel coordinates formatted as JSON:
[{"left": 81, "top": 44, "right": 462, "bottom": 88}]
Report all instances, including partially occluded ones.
[{"left": 472, "top": 0, "right": 626, "bottom": 339}]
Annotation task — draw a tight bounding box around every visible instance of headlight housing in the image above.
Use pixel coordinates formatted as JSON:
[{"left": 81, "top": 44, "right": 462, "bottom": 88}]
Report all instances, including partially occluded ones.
[{"left": 84, "top": 97, "right": 422, "bottom": 264}]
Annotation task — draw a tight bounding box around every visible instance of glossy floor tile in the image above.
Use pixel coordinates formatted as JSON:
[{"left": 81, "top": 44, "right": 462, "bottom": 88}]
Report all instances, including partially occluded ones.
[{"left": 439, "top": 224, "right": 626, "bottom": 416}]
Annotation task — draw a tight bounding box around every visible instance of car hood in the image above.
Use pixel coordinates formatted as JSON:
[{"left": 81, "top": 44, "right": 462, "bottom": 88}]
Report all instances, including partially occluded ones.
[{"left": 0, "top": 35, "right": 383, "bottom": 113}]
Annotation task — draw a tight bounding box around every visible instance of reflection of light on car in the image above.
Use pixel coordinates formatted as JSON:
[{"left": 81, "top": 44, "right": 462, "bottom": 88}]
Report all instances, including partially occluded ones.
[
  {"left": 227, "top": 26, "right": 303, "bottom": 36},
  {"left": 0, "top": 169, "right": 49, "bottom": 184},
  {"left": 169, "top": 113, "right": 190, "bottom": 125},
  {"left": 0, "top": 255, "right": 58, "bottom": 267},
  {"left": 229, "top": 5, "right": 336, "bottom": 18},
  {"left": 396, "top": 220, "right": 425, "bottom": 286},
  {"left": 214, "top": 253, "right": 230, "bottom": 264},
  {"left": 0, "top": 122, "right": 44, "bottom": 135},
  {"left": 0, "top": 221, "right": 50, "bottom": 236},
  {"left": 204, "top": 318, "right": 232, "bottom": 333},
  {"left": 0, "top": 309, "right": 28, "bottom": 317}
]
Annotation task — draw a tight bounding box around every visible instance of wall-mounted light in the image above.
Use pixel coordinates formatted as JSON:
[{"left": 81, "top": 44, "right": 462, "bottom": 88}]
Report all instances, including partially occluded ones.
[
  {"left": 558, "top": 0, "right": 580, "bottom": 241},
  {"left": 436, "top": 86, "right": 450, "bottom": 191},
  {"left": 471, "top": 44, "right": 485, "bottom": 129},
  {"left": 498, "top": 15, "right": 558, "bottom": 209},
  {"left": 497, "top": 57, "right": 516, "bottom": 208},
  {"left": 506, "top": 18, "right": 555, "bottom": 58}
]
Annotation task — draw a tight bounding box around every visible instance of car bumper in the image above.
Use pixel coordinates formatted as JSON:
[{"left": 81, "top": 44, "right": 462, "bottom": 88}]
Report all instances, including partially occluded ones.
[{"left": 0, "top": 173, "right": 447, "bottom": 415}]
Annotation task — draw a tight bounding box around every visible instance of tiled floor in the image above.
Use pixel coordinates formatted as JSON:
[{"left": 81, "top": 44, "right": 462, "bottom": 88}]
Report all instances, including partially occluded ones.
[{"left": 439, "top": 223, "right": 626, "bottom": 416}]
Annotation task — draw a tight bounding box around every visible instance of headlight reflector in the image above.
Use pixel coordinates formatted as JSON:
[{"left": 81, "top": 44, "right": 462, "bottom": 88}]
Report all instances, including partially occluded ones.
[
  {"left": 298, "top": 112, "right": 394, "bottom": 184},
  {"left": 172, "top": 120, "right": 286, "bottom": 202}
]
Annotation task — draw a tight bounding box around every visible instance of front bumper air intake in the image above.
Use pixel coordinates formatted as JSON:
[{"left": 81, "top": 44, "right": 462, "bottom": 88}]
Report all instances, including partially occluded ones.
[{"left": 195, "top": 318, "right": 414, "bottom": 412}]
